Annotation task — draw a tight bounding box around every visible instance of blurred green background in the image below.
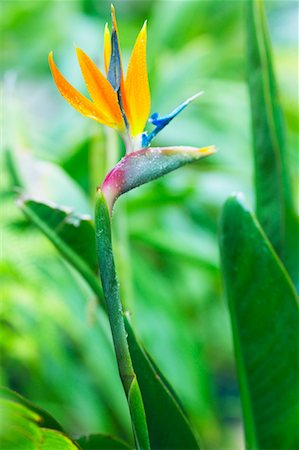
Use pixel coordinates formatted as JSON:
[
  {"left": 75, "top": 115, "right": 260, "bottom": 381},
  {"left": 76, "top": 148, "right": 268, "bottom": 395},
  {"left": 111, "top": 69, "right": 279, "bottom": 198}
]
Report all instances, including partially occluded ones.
[{"left": 1, "top": 1, "right": 298, "bottom": 449}]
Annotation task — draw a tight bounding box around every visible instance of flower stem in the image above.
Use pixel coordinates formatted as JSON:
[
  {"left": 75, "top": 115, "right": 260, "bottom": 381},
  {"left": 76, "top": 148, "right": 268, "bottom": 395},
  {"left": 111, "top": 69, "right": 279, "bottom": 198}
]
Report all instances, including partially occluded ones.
[{"left": 94, "top": 188, "right": 150, "bottom": 450}]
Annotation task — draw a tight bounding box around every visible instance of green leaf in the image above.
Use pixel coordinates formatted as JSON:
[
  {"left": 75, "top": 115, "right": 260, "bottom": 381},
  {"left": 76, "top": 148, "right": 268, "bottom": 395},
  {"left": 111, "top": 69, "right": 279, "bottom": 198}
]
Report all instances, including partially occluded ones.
[
  {"left": 0, "top": 386, "right": 63, "bottom": 432},
  {"left": 18, "top": 197, "right": 104, "bottom": 306},
  {"left": 220, "top": 193, "right": 299, "bottom": 449},
  {"left": 246, "top": 0, "right": 298, "bottom": 285},
  {"left": 0, "top": 397, "right": 79, "bottom": 450},
  {"left": 130, "top": 228, "right": 218, "bottom": 272},
  {"left": 128, "top": 378, "right": 152, "bottom": 450},
  {"left": 19, "top": 197, "right": 97, "bottom": 273},
  {"left": 6, "top": 148, "right": 91, "bottom": 215},
  {"left": 0, "top": 398, "right": 41, "bottom": 450},
  {"left": 76, "top": 433, "right": 132, "bottom": 450},
  {"left": 39, "top": 429, "right": 80, "bottom": 450},
  {"left": 125, "top": 318, "right": 200, "bottom": 450}
]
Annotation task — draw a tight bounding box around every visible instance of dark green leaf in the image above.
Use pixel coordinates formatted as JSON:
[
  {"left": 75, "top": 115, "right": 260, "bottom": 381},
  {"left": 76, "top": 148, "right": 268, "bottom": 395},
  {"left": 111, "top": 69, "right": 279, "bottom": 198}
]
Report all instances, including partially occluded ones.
[
  {"left": 125, "top": 317, "right": 200, "bottom": 450},
  {"left": 246, "top": 0, "right": 298, "bottom": 285},
  {"left": 220, "top": 193, "right": 299, "bottom": 449},
  {"left": 76, "top": 433, "right": 132, "bottom": 450}
]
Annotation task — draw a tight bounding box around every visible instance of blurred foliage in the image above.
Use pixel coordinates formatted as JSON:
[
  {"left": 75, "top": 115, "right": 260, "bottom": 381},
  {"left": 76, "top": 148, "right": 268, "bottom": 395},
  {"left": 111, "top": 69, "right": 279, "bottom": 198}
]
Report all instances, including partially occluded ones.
[{"left": 1, "top": 1, "right": 298, "bottom": 449}]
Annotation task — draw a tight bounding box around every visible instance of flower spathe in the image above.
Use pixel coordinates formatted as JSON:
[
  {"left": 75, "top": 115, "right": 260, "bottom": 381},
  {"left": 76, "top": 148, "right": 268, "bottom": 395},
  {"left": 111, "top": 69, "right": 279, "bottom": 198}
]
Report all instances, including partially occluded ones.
[
  {"left": 49, "top": 5, "right": 149, "bottom": 144},
  {"left": 102, "top": 146, "right": 216, "bottom": 212},
  {"left": 49, "top": 4, "right": 216, "bottom": 212}
]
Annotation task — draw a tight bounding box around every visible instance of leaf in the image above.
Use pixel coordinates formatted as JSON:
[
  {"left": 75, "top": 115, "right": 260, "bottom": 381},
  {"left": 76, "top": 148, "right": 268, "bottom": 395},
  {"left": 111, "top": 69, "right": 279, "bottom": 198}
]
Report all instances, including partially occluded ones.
[
  {"left": 0, "top": 397, "right": 79, "bottom": 450},
  {"left": 39, "top": 429, "right": 80, "bottom": 450},
  {"left": 246, "top": 0, "right": 298, "bottom": 285},
  {"left": 0, "top": 398, "right": 41, "bottom": 450},
  {"left": 130, "top": 228, "right": 218, "bottom": 271},
  {"left": 18, "top": 197, "right": 104, "bottom": 306},
  {"left": 19, "top": 197, "right": 97, "bottom": 273},
  {"left": 125, "top": 317, "right": 200, "bottom": 450},
  {"left": 219, "top": 193, "right": 299, "bottom": 449},
  {"left": 76, "top": 433, "right": 132, "bottom": 450},
  {"left": 0, "top": 386, "right": 63, "bottom": 432},
  {"left": 61, "top": 138, "right": 91, "bottom": 195},
  {"left": 6, "top": 148, "right": 91, "bottom": 215},
  {"left": 128, "top": 378, "right": 152, "bottom": 450},
  {"left": 102, "top": 145, "right": 216, "bottom": 211}
]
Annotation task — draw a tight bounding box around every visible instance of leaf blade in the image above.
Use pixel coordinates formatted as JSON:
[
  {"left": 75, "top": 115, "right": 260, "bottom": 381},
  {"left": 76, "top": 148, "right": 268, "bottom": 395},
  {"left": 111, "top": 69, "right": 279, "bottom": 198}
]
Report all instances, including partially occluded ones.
[
  {"left": 246, "top": 0, "right": 298, "bottom": 285},
  {"left": 0, "top": 387, "right": 64, "bottom": 432},
  {"left": 125, "top": 318, "right": 200, "bottom": 450},
  {"left": 40, "top": 429, "right": 80, "bottom": 450},
  {"left": 76, "top": 433, "right": 132, "bottom": 450},
  {"left": 220, "top": 193, "right": 299, "bottom": 449},
  {"left": 0, "top": 395, "right": 79, "bottom": 450},
  {"left": 18, "top": 197, "right": 104, "bottom": 306}
]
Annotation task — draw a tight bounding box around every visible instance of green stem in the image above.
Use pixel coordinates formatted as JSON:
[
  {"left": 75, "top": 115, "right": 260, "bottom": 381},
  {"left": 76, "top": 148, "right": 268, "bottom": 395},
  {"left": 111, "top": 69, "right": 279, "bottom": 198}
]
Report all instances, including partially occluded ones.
[
  {"left": 95, "top": 189, "right": 150, "bottom": 450},
  {"left": 112, "top": 200, "right": 134, "bottom": 312}
]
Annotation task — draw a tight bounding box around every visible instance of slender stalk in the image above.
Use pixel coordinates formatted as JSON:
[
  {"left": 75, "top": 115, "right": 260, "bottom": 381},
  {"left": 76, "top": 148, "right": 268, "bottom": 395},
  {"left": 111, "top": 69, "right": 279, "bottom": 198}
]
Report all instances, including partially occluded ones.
[
  {"left": 112, "top": 200, "right": 134, "bottom": 312},
  {"left": 94, "top": 188, "right": 150, "bottom": 450}
]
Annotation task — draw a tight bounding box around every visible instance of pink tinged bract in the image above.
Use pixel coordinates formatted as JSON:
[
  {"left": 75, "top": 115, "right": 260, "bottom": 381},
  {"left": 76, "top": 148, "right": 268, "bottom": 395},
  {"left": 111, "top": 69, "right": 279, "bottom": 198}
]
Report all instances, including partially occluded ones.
[{"left": 101, "top": 145, "right": 216, "bottom": 212}]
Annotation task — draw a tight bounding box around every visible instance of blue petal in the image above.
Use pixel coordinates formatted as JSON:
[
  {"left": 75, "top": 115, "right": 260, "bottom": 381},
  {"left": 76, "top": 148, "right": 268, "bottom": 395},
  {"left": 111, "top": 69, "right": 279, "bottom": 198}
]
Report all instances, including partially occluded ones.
[
  {"left": 149, "top": 112, "right": 159, "bottom": 123},
  {"left": 142, "top": 132, "right": 150, "bottom": 147},
  {"left": 144, "top": 92, "right": 203, "bottom": 146}
]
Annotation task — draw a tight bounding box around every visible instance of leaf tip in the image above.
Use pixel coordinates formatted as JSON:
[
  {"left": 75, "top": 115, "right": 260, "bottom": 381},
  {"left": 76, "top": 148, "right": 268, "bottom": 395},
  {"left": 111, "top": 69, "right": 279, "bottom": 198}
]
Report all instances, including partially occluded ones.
[
  {"left": 226, "top": 192, "right": 248, "bottom": 209},
  {"left": 197, "top": 145, "right": 217, "bottom": 156}
]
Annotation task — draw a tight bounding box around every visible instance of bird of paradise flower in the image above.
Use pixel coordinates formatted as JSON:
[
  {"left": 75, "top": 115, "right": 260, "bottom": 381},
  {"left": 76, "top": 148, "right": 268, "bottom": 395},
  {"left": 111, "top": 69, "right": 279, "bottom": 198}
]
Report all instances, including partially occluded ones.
[{"left": 49, "top": 5, "right": 215, "bottom": 212}]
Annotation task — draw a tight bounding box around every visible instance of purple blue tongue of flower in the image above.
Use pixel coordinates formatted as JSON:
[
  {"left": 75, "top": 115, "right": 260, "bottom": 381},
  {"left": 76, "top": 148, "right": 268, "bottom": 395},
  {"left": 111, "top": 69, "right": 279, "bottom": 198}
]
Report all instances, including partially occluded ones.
[
  {"left": 107, "top": 30, "right": 121, "bottom": 92},
  {"left": 107, "top": 29, "right": 129, "bottom": 128},
  {"left": 142, "top": 92, "right": 203, "bottom": 147}
]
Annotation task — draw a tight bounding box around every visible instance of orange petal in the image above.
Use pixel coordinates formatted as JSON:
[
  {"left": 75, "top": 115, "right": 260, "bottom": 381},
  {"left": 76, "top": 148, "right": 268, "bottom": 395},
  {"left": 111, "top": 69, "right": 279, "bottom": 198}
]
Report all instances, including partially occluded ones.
[
  {"left": 49, "top": 51, "right": 111, "bottom": 124},
  {"left": 76, "top": 48, "right": 124, "bottom": 130},
  {"left": 103, "top": 22, "right": 111, "bottom": 74},
  {"left": 125, "top": 21, "right": 150, "bottom": 136}
]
